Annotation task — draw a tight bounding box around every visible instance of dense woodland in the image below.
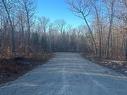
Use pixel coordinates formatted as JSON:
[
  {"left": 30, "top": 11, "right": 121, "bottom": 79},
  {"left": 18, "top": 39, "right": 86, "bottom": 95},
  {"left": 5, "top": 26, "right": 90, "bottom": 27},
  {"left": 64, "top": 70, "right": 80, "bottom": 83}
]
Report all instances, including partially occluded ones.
[{"left": 0, "top": 0, "right": 127, "bottom": 60}]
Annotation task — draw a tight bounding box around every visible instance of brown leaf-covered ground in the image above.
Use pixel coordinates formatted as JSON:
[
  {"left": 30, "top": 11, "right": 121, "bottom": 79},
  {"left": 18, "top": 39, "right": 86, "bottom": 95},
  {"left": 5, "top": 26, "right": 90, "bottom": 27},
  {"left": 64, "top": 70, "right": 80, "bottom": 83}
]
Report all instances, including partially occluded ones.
[
  {"left": 0, "top": 53, "right": 53, "bottom": 85},
  {"left": 82, "top": 54, "right": 127, "bottom": 76}
]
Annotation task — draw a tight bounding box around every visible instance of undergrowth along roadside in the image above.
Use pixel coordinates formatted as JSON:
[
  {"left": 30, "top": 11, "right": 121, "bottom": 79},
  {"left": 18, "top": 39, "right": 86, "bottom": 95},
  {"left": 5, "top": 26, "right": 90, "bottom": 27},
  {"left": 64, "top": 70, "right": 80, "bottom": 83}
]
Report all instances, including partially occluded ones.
[{"left": 0, "top": 53, "right": 54, "bottom": 85}]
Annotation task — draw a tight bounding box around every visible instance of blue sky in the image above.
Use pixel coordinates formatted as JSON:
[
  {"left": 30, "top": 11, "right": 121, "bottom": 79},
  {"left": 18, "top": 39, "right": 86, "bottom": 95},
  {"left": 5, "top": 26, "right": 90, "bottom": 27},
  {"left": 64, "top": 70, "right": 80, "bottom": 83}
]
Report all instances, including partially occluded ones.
[{"left": 36, "top": 0, "right": 84, "bottom": 27}]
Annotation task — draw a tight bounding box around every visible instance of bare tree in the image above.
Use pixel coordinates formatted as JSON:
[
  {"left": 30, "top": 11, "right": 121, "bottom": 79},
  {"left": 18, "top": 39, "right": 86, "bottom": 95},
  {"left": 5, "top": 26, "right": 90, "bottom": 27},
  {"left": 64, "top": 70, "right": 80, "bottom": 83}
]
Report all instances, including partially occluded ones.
[
  {"left": 92, "top": 1, "right": 103, "bottom": 57},
  {"left": 104, "top": 0, "right": 116, "bottom": 58},
  {"left": 38, "top": 17, "right": 50, "bottom": 33},
  {"left": 66, "top": 0, "right": 97, "bottom": 54},
  {"left": 19, "top": 0, "right": 35, "bottom": 55},
  {"left": 38, "top": 17, "right": 50, "bottom": 51},
  {"left": 1, "top": 0, "right": 17, "bottom": 56},
  {"left": 122, "top": 0, "right": 127, "bottom": 59},
  {"left": 55, "top": 20, "right": 66, "bottom": 34}
]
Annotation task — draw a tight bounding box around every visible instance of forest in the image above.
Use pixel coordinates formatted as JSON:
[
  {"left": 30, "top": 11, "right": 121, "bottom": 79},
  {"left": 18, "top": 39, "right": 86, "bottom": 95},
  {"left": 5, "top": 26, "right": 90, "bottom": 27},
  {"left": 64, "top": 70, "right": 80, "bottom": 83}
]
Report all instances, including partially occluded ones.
[
  {"left": 1, "top": 1, "right": 127, "bottom": 95},
  {"left": 0, "top": 0, "right": 127, "bottom": 60}
]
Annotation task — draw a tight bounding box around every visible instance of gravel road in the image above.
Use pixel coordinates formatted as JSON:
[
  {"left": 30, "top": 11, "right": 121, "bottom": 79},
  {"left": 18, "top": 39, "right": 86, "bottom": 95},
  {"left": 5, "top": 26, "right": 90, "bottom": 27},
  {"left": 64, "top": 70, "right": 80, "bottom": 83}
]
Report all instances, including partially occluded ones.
[{"left": 0, "top": 52, "right": 127, "bottom": 95}]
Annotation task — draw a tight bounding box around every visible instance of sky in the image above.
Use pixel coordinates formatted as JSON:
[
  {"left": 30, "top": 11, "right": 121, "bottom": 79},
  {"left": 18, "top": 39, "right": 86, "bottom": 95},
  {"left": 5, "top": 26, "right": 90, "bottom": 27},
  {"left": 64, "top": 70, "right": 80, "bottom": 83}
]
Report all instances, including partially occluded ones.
[{"left": 36, "top": 0, "right": 84, "bottom": 27}]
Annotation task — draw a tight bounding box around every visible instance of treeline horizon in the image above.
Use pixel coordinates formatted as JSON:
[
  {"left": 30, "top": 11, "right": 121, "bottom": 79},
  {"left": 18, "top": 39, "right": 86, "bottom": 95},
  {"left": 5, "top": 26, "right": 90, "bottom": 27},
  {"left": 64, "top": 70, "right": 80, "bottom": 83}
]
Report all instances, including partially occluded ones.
[
  {"left": 0, "top": 0, "right": 127, "bottom": 60},
  {"left": 0, "top": 0, "right": 89, "bottom": 59}
]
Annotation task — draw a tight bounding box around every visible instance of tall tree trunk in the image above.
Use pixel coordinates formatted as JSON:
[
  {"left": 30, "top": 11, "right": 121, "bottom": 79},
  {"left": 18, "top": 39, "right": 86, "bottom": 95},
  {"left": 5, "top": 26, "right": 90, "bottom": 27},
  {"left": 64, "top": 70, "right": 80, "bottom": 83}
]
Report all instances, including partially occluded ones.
[
  {"left": 82, "top": 13, "right": 97, "bottom": 55},
  {"left": 93, "top": 5, "right": 102, "bottom": 58},
  {"left": 2, "top": 0, "right": 16, "bottom": 57},
  {"left": 106, "top": 0, "right": 115, "bottom": 58}
]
